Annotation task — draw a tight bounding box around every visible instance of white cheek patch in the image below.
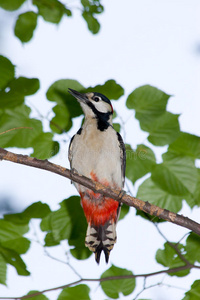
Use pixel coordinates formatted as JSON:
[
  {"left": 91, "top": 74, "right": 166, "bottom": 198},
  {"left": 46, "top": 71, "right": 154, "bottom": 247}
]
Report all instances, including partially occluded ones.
[{"left": 93, "top": 101, "right": 111, "bottom": 113}]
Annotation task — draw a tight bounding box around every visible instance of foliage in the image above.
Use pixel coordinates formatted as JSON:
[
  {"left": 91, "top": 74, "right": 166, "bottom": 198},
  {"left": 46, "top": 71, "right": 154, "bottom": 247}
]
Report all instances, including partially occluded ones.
[
  {"left": 58, "top": 285, "right": 90, "bottom": 300},
  {"left": 0, "top": 2, "right": 200, "bottom": 300},
  {"left": 100, "top": 265, "right": 135, "bottom": 298},
  {"left": 0, "top": 0, "right": 103, "bottom": 42}
]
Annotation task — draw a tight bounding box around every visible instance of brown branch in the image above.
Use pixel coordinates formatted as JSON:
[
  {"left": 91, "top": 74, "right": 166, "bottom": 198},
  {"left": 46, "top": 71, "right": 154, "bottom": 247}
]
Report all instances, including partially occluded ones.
[
  {"left": 0, "top": 147, "right": 200, "bottom": 235},
  {"left": 0, "top": 264, "right": 199, "bottom": 300}
]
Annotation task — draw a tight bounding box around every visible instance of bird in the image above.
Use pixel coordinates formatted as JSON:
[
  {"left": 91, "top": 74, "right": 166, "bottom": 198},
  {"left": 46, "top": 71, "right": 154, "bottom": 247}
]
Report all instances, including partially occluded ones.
[{"left": 68, "top": 88, "right": 126, "bottom": 264}]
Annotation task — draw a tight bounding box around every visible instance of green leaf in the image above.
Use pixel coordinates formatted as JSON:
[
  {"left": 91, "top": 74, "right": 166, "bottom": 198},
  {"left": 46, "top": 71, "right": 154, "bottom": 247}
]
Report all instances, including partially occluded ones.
[
  {"left": 151, "top": 153, "right": 198, "bottom": 196},
  {"left": 8, "top": 77, "right": 40, "bottom": 96},
  {"left": 41, "top": 197, "right": 91, "bottom": 260},
  {"left": 156, "top": 243, "right": 189, "bottom": 277},
  {"left": 5, "top": 202, "right": 51, "bottom": 225},
  {"left": 182, "top": 280, "right": 200, "bottom": 300},
  {"left": 0, "top": 56, "right": 15, "bottom": 89},
  {"left": 0, "top": 220, "right": 29, "bottom": 241},
  {"left": 65, "top": 8, "right": 72, "bottom": 17},
  {"left": 46, "top": 79, "right": 84, "bottom": 110},
  {"left": 24, "top": 291, "right": 49, "bottom": 300},
  {"left": 185, "top": 169, "right": 200, "bottom": 208},
  {"left": 46, "top": 79, "right": 84, "bottom": 131},
  {"left": 0, "top": 220, "right": 29, "bottom": 254},
  {"left": 147, "top": 112, "right": 180, "bottom": 146},
  {"left": 40, "top": 200, "right": 73, "bottom": 242},
  {"left": 168, "top": 132, "right": 200, "bottom": 159},
  {"left": 0, "top": 246, "right": 30, "bottom": 276},
  {"left": 31, "top": 132, "right": 59, "bottom": 159},
  {"left": 126, "top": 85, "right": 170, "bottom": 116},
  {"left": 0, "top": 0, "right": 26, "bottom": 11},
  {"left": 0, "top": 220, "right": 30, "bottom": 277},
  {"left": 82, "top": 12, "right": 100, "bottom": 34},
  {"left": 33, "top": 0, "right": 66, "bottom": 24},
  {"left": 101, "top": 265, "right": 135, "bottom": 298},
  {"left": 112, "top": 110, "right": 117, "bottom": 119},
  {"left": 0, "top": 104, "right": 57, "bottom": 158},
  {"left": 90, "top": 80, "right": 124, "bottom": 100},
  {"left": 137, "top": 177, "right": 182, "bottom": 213},
  {"left": 81, "top": 0, "right": 103, "bottom": 34},
  {"left": 50, "top": 104, "right": 71, "bottom": 134},
  {"left": 185, "top": 233, "right": 200, "bottom": 264},
  {"left": 42, "top": 232, "right": 59, "bottom": 246},
  {"left": 0, "top": 105, "right": 41, "bottom": 146},
  {"left": 0, "top": 254, "right": 7, "bottom": 285},
  {"left": 0, "top": 76, "right": 39, "bottom": 109},
  {"left": 1, "top": 237, "right": 30, "bottom": 256},
  {"left": 113, "top": 123, "right": 120, "bottom": 132},
  {"left": 126, "top": 85, "right": 179, "bottom": 145},
  {"left": 58, "top": 284, "right": 90, "bottom": 300},
  {"left": 15, "top": 11, "right": 38, "bottom": 43},
  {"left": 81, "top": 0, "right": 104, "bottom": 14},
  {"left": 118, "top": 204, "right": 129, "bottom": 221},
  {"left": 126, "top": 144, "right": 156, "bottom": 184},
  {"left": 0, "top": 90, "right": 24, "bottom": 109}
]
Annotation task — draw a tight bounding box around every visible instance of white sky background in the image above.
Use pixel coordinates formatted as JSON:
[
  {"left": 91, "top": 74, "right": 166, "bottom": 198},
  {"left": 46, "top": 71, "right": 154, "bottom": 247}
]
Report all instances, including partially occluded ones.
[{"left": 0, "top": 0, "right": 200, "bottom": 299}]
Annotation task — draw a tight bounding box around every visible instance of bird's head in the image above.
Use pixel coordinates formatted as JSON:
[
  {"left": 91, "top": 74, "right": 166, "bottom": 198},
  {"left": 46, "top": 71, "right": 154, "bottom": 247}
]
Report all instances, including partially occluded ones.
[{"left": 68, "top": 89, "right": 113, "bottom": 124}]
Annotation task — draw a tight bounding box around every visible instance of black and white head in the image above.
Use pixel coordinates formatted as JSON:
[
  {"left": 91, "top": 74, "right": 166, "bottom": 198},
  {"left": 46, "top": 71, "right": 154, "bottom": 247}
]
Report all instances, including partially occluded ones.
[{"left": 68, "top": 89, "right": 113, "bottom": 130}]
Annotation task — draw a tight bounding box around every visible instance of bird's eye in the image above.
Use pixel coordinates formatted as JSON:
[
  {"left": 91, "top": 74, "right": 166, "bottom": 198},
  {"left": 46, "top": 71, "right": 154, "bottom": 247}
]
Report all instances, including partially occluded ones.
[{"left": 93, "top": 97, "right": 100, "bottom": 102}]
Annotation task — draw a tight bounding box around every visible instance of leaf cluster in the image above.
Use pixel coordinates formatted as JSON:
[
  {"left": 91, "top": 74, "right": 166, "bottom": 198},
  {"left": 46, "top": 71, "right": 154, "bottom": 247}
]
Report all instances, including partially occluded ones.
[{"left": 0, "top": 0, "right": 104, "bottom": 42}]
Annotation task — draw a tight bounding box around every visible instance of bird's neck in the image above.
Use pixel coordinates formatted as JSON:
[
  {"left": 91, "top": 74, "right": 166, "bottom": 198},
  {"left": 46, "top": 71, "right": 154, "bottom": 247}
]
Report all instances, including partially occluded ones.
[{"left": 84, "top": 113, "right": 112, "bottom": 132}]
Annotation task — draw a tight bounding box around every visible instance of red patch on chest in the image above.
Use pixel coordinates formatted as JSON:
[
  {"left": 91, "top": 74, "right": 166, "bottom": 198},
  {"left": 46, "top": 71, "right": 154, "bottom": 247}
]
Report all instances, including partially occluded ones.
[
  {"left": 81, "top": 193, "right": 119, "bottom": 226},
  {"left": 80, "top": 171, "right": 119, "bottom": 226}
]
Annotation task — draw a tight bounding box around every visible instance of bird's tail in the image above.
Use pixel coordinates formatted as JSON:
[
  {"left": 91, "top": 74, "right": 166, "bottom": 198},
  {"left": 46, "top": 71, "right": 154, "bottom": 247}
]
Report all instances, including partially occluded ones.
[{"left": 85, "top": 220, "right": 117, "bottom": 264}]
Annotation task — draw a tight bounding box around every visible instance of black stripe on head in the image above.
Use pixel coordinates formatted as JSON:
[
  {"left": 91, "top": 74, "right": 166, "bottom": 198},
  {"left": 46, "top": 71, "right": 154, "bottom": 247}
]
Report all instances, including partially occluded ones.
[
  {"left": 86, "top": 101, "right": 112, "bottom": 131},
  {"left": 92, "top": 92, "right": 113, "bottom": 114},
  {"left": 93, "top": 92, "right": 111, "bottom": 106}
]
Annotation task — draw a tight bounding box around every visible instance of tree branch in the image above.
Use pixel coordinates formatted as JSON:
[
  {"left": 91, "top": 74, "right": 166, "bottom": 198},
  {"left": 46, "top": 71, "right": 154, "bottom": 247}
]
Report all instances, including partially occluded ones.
[
  {"left": 0, "top": 264, "right": 199, "bottom": 299},
  {"left": 1, "top": 147, "right": 200, "bottom": 235}
]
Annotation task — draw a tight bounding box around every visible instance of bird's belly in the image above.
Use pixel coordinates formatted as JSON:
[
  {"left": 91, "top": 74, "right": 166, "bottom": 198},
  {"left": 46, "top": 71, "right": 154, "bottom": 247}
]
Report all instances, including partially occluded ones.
[{"left": 72, "top": 142, "right": 122, "bottom": 192}]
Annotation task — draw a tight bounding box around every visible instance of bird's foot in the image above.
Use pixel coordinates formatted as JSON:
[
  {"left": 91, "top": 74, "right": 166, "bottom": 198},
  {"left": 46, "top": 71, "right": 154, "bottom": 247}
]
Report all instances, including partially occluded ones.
[
  {"left": 70, "top": 168, "right": 79, "bottom": 183},
  {"left": 70, "top": 168, "right": 79, "bottom": 175},
  {"left": 118, "top": 189, "right": 126, "bottom": 201}
]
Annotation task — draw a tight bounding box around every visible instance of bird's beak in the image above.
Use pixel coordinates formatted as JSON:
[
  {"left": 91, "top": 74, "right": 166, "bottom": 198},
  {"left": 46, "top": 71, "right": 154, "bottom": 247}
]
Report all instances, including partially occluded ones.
[{"left": 68, "top": 88, "right": 88, "bottom": 103}]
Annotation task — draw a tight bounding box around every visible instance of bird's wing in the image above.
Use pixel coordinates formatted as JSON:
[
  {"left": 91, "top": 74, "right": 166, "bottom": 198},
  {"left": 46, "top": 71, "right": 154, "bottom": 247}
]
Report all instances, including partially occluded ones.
[
  {"left": 68, "top": 127, "right": 82, "bottom": 168},
  {"left": 68, "top": 135, "right": 75, "bottom": 168},
  {"left": 116, "top": 132, "right": 126, "bottom": 188}
]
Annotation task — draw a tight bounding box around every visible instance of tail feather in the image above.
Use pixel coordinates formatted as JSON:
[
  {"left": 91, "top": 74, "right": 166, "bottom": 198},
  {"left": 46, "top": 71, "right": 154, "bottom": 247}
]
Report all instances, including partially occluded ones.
[
  {"left": 95, "top": 243, "right": 110, "bottom": 264},
  {"left": 85, "top": 221, "right": 117, "bottom": 263}
]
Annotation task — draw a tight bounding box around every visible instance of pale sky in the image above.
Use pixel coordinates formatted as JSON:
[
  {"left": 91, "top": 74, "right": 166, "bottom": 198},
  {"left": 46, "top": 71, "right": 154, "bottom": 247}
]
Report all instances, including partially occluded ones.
[{"left": 0, "top": 0, "right": 200, "bottom": 299}]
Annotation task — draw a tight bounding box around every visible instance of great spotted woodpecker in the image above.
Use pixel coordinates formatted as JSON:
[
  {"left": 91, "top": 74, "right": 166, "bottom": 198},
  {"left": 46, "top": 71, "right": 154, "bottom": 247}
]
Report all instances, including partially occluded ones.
[{"left": 68, "top": 89, "right": 126, "bottom": 263}]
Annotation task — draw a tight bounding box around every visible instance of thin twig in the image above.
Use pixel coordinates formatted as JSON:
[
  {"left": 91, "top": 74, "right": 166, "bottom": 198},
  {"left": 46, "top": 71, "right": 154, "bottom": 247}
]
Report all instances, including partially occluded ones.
[
  {"left": 65, "top": 250, "right": 82, "bottom": 278},
  {"left": 0, "top": 264, "right": 198, "bottom": 300},
  {"left": 154, "top": 223, "right": 192, "bottom": 266},
  {"left": 0, "top": 127, "right": 33, "bottom": 135}
]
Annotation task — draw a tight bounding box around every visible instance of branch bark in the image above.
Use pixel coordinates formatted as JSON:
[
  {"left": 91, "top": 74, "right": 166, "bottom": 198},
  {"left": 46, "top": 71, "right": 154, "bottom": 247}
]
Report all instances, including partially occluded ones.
[{"left": 1, "top": 147, "right": 200, "bottom": 235}]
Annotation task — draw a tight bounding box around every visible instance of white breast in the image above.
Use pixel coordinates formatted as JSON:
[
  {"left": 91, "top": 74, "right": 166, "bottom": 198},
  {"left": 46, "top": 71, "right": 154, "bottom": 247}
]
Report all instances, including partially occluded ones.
[{"left": 70, "top": 120, "right": 122, "bottom": 192}]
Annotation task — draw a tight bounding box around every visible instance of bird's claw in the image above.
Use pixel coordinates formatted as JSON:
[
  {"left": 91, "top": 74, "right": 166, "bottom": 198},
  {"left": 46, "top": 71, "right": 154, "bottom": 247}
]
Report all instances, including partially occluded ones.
[{"left": 118, "top": 189, "right": 126, "bottom": 201}]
